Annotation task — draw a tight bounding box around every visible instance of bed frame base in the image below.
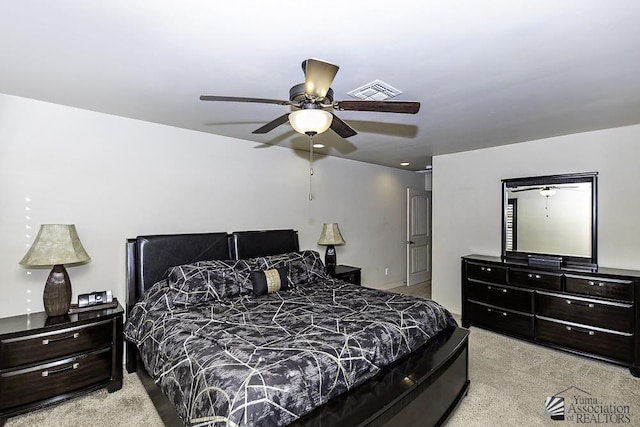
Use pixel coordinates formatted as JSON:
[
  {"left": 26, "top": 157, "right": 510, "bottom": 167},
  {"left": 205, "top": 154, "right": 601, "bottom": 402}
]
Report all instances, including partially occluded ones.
[
  {"left": 290, "top": 326, "right": 469, "bottom": 427},
  {"left": 130, "top": 327, "right": 469, "bottom": 427}
]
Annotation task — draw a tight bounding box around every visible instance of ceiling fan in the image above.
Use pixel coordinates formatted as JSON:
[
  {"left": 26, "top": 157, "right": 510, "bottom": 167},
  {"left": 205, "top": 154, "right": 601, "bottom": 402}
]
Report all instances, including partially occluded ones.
[
  {"left": 200, "top": 58, "right": 421, "bottom": 138},
  {"left": 511, "top": 185, "right": 583, "bottom": 200},
  {"left": 511, "top": 185, "right": 583, "bottom": 217},
  {"left": 511, "top": 185, "right": 580, "bottom": 193}
]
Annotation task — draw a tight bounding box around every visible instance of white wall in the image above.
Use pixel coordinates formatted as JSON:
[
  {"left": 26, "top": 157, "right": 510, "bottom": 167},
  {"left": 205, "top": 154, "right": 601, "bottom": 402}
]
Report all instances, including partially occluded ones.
[
  {"left": 0, "top": 94, "right": 423, "bottom": 318},
  {"left": 432, "top": 124, "right": 640, "bottom": 314}
]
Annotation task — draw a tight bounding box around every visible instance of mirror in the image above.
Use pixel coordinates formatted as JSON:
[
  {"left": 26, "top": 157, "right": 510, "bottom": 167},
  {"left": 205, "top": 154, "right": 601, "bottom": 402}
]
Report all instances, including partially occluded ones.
[{"left": 502, "top": 172, "right": 598, "bottom": 268}]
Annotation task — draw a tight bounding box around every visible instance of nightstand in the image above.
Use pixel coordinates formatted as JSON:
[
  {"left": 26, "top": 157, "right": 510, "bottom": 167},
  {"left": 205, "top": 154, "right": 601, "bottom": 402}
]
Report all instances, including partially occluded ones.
[
  {"left": 0, "top": 303, "right": 123, "bottom": 425},
  {"left": 329, "top": 265, "right": 362, "bottom": 286}
]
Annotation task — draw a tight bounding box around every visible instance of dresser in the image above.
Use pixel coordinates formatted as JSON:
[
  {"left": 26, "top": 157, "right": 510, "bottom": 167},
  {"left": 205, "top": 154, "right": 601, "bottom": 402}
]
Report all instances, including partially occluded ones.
[
  {"left": 462, "top": 255, "right": 639, "bottom": 376},
  {"left": 0, "top": 304, "right": 123, "bottom": 424}
]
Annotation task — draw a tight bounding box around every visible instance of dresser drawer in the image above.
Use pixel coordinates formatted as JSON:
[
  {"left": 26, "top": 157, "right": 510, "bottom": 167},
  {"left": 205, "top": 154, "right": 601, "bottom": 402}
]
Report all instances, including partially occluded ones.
[
  {"left": 0, "top": 321, "right": 112, "bottom": 369},
  {"left": 466, "top": 263, "right": 507, "bottom": 284},
  {"left": 466, "top": 282, "right": 533, "bottom": 313},
  {"left": 0, "top": 347, "right": 111, "bottom": 410},
  {"left": 565, "top": 275, "right": 634, "bottom": 302},
  {"left": 466, "top": 301, "right": 533, "bottom": 338},
  {"left": 535, "top": 292, "right": 633, "bottom": 333},
  {"left": 535, "top": 317, "right": 633, "bottom": 362},
  {"left": 510, "top": 269, "right": 562, "bottom": 291}
]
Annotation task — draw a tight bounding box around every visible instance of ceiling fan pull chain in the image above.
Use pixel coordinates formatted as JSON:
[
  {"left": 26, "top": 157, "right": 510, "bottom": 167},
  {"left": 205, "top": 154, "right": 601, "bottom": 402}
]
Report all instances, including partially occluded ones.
[
  {"left": 545, "top": 196, "right": 550, "bottom": 218},
  {"left": 309, "top": 135, "right": 314, "bottom": 201}
]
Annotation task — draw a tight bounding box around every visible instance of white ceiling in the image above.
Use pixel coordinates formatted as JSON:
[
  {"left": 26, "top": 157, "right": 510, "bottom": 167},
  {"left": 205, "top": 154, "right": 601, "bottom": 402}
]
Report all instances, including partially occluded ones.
[{"left": 2, "top": 1, "right": 639, "bottom": 171}]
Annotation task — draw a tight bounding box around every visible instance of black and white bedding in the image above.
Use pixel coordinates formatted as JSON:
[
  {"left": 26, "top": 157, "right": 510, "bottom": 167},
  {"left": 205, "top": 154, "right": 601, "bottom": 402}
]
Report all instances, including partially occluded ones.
[{"left": 124, "top": 250, "right": 456, "bottom": 427}]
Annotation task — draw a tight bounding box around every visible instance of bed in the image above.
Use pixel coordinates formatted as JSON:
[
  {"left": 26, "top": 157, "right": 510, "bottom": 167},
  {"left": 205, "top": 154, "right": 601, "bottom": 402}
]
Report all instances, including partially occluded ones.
[{"left": 124, "top": 229, "right": 469, "bottom": 426}]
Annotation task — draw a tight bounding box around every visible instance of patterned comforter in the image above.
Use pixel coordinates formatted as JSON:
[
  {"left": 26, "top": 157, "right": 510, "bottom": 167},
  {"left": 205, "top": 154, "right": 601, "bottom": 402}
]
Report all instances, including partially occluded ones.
[{"left": 124, "top": 252, "right": 456, "bottom": 426}]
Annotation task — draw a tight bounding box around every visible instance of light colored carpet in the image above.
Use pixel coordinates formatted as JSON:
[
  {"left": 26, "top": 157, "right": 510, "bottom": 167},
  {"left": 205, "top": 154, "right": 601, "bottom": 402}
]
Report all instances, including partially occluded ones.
[
  {"left": 388, "top": 281, "right": 431, "bottom": 298},
  {"left": 6, "top": 327, "right": 639, "bottom": 426},
  {"left": 447, "top": 327, "right": 640, "bottom": 426},
  {"left": 5, "top": 372, "right": 164, "bottom": 427}
]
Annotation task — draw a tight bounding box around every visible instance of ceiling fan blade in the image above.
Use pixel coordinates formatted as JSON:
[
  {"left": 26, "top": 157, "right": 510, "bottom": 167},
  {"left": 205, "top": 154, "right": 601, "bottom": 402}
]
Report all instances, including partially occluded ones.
[
  {"left": 252, "top": 113, "right": 291, "bottom": 134},
  {"left": 330, "top": 114, "right": 358, "bottom": 138},
  {"left": 302, "top": 59, "right": 339, "bottom": 99},
  {"left": 200, "top": 95, "right": 291, "bottom": 106},
  {"left": 334, "top": 100, "right": 421, "bottom": 114},
  {"left": 511, "top": 187, "right": 542, "bottom": 192},
  {"left": 511, "top": 184, "right": 581, "bottom": 193}
]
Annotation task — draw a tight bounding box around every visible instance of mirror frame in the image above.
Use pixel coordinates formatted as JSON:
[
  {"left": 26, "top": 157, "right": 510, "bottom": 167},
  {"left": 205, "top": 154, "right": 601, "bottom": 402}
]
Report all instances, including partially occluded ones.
[{"left": 501, "top": 172, "right": 598, "bottom": 268}]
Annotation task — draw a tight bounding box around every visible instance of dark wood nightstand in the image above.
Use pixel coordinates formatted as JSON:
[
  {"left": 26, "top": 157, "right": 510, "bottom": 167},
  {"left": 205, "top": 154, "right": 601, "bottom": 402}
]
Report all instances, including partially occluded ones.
[
  {"left": 0, "top": 303, "right": 124, "bottom": 425},
  {"left": 329, "top": 265, "right": 362, "bottom": 286}
]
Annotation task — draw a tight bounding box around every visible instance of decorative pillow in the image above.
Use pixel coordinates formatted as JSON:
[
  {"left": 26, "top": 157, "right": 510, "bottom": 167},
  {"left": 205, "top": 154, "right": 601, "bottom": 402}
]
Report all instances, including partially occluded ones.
[
  {"left": 165, "top": 259, "right": 257, "bottom": 306},
  {"left": 255, "top": 250, "right": 329, "bottom": 286},
  {"left": 250, "top": 267, "right": 289, "bottom": 296}
]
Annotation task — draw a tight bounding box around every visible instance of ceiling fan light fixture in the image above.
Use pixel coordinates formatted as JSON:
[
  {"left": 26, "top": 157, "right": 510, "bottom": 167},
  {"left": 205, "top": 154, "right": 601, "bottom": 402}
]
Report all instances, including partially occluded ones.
[
  {"left": 539, "top": 187, "right": 557, "bottom": 197},
  {"left": 289, "top": 109, "right": 333, "bottom": 135}
]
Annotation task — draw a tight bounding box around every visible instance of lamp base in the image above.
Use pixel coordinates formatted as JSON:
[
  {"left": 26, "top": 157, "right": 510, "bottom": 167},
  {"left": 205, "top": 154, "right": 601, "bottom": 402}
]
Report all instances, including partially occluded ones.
[
  {"left": 43, "top": 264, "right": 72, "bottom": 316},
  {"left": 325, "top": 245, "right": 337, "bottom": 272}
]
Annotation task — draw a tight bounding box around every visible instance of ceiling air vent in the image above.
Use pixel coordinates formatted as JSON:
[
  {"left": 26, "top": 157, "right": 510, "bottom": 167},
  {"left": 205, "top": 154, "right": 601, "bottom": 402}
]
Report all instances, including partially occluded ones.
[{"left": 347, "top": 80, "right": 402, "bottom": 101}]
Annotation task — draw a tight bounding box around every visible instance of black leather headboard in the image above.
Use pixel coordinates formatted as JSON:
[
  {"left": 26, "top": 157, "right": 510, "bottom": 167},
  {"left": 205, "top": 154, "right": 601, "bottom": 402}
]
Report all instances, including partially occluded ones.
[
  {"left": 126, "top": 229, "right": 299, "bottom": 307},
  {"left": 126, "top": 232, "right": 230, "bottom": 307},
  {"left": 231, "top": 229, "right": 299, "bottom": 259}
]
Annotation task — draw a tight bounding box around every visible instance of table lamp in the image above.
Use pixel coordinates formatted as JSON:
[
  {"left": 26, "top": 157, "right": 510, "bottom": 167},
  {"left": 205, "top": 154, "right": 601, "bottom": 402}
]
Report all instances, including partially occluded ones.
[
  {"left": 19, "top": 224, "right": 91, "bottom": 316},
  {"left": 317, "top": 223, "right": 346, "bottom": 271}
]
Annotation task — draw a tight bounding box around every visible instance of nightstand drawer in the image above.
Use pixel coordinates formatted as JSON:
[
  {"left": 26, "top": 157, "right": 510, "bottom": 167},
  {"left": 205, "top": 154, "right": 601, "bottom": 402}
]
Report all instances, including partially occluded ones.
[
  {"left": 466, "top": 263, "right": 507, "bottom": 284},
  {"left": 0, "top": 321, "right": 112, "bottom": 369},
  {"left": 0, "top": 347, "right": 111, "bottom": 410},
  {"left": 536, "top": 317, "right": 633, "bottom": 362},
  {"left": 510, "top": 269, "right": 562, "bottom": 291},
  {"left": 565, "top": 275, "right": 633, "bottom": 302},
  {"left": 535, "top": 292, "right": 633, "bottom": 333}
]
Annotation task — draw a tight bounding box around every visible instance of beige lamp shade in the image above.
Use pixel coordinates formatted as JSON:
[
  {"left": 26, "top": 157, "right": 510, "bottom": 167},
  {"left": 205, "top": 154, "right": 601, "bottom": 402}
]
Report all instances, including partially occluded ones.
[
  {"left": 20, "top": 224, "right": 91, "bottom": 266},
  {"left": 317, "top": 223, "right": 346, "bottom": 246}
]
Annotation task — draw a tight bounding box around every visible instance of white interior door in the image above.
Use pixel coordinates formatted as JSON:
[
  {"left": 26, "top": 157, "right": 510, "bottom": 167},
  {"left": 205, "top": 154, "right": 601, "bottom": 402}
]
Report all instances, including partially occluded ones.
[{"left": 406, "top": 188, "right": 431, "bottom": 286}]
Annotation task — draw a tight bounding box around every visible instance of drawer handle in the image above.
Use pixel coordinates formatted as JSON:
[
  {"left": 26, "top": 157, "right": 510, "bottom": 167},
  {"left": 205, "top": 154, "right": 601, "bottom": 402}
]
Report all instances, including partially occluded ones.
[
  {"left": 480, "top": 267, "right": 492, "bottom": 272},
  {"left": 566, "top": 326, "right": 595, "bottom": 336},
  {"left": 588, "top": 281, "right": 605, "bottom": 287},
  {"left": 565, "top": 300, "right": 595, "bottom": 308},
  {"left": 486, "top": 308, "right": 508, "bottom": 316},
  {"left": 42, "top": 332, "right": 80, "bottom": 345},
  {"left": 42, "top": 362, "right": 80, "bottom": 377},
  {"left": 487, "top": 285, "right": 507, "bottom": 293},
  {"left": 527, "top": 273, "right": 542, "bottom": 279}
]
